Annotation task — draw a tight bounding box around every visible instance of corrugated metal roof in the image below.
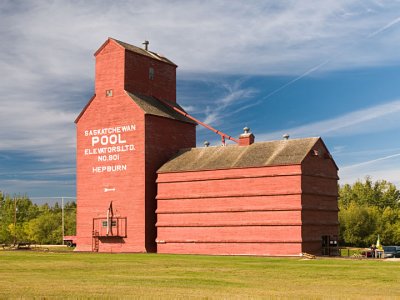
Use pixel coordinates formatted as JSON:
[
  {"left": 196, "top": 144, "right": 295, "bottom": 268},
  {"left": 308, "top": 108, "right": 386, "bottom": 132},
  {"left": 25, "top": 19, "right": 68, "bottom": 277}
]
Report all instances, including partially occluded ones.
[
  {"left": 112, "top": 38, "right": 176, "bottom": 66},
  {"left": 126, "top": 92, "right": 197, "bottom": 125},
  {"left": 158, "top": 137, "right": 321, "bottom": 173}
]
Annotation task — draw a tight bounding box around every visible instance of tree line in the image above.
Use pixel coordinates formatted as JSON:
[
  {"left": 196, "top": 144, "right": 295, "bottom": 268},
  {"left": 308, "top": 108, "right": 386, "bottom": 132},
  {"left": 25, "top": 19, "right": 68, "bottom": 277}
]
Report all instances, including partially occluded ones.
[
  {"left": 1, "top": 177, "right": 400, "bottom": 247},
  {"left": 0, "top": 192, "right": 76, "bottom": 245},
  {"left": 339, "top": 177, "right": 400, "bottom": 247}
]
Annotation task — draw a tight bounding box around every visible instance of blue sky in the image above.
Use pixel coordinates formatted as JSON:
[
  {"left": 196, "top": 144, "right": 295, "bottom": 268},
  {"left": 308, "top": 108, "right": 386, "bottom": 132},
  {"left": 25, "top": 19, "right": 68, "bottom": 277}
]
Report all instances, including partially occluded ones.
[{"left": 0, "top": 0, "right": 400, "bottom": 198}]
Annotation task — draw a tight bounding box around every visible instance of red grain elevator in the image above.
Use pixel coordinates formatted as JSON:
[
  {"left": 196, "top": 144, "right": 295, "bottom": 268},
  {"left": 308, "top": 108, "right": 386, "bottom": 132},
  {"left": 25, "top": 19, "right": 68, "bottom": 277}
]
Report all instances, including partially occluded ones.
[
  {"left": 156, "top": 137, "right": 339, "bottom": 256},
  {"left": 75, "top": 38, "right": 339, "bottom": 256},
  {"left": 75, "top": 38, "right": 196, "bottom": 252}
]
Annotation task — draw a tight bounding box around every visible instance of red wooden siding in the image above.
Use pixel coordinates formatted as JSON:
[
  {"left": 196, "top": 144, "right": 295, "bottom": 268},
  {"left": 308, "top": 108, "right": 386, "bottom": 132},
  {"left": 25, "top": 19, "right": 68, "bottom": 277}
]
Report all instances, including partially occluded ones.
[
  {"left": 157, "top": 174, "right": 302, "bottom": 198},
  {"left": 125, "top": 50, "right": 177, "bottom": 102},
  {"left": 157, "top": 226, "right": 302, "bottom": 242},
  {"left": 76, "top": 92, "right": 146, "bottom": 252},
  {"left": 157, "top": 211, "right": 303, "bottom": 227},
  {"left": 75, "top": 38, "right": 195, "bottom": 253},
  {"left": 144, "top": 115, "right": 196, "bottom": 251},
  {"left": 157, "top": 194, "right": 303, "bottom": 214},
  {"left": 301, "top": 140, "right": 339, "bottom": 253},
  {"left": 156, "top": 165, "right": 305, "bottom": 256}
]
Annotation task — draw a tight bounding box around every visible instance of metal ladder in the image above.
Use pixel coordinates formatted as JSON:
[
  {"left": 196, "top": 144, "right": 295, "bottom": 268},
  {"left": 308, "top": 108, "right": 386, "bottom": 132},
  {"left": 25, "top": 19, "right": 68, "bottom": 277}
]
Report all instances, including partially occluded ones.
[{"left": 92, "top": 230, "right": 99, "bottom": 252}]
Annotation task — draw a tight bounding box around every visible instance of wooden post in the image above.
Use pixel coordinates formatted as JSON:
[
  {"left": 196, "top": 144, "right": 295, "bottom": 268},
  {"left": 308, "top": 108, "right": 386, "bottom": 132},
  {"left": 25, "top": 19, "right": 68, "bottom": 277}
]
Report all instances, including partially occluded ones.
[{"left": 13, "top": 197, "right": 17, "bottom": 245}]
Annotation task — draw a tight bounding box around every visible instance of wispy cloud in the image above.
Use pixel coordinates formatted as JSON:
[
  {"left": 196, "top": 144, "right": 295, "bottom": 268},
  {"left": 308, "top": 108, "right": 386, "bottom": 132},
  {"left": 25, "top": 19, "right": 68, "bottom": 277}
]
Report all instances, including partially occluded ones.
[
  {"left": 1, "top": 1, "right": 400, "bottom": 195},
  {"left": 339, "top": 154, "right": 400, "bottom": 188},
  {"left": 179, "top": 105, "right": 197, "bottom": 114},
  {"left": 341, "top": 153, "right": 400, "bottom": 170},
  {"left": 200, "top": 79, "right": 257, "bottom": 127},
  {"left": 0, "top": 178, "right": 76, "bottom": 197},
  {"left": 258, "top": 99, "right": 400, "bottom": 140},
  {"left": 261, "top": 13, "right": 400, "bottom": 102},
  {"left": 367, "top": 16, "right": 400, "bottom": 38},
  {"left": 253, "top": 99, "right": 400, "bottom": 187}
]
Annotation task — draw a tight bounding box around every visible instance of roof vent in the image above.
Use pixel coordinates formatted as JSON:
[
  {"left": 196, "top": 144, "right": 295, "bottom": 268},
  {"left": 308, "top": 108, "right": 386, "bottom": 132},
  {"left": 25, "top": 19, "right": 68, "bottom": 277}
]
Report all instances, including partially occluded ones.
[
  {"left": 204, "top": 141, "right": 210, "bottom": 147},
  {"left": 283, "top": 133, "right": 289, "bottom": 140},
  {"left": 239, "top": 127, "right": 255, "bottom": 146},
  {"left": 142, "top": 40, "right": 149, "bottom": 51}
]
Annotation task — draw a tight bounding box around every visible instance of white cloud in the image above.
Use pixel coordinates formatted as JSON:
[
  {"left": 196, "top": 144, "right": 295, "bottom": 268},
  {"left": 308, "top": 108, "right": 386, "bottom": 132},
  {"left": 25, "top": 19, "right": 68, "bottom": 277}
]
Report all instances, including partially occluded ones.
[
  {"left": 257, "top": 99, "right": 400, "bottom": 140},
  {"left": 199, "top": 80, "right": 257, "bottom": 127},
  {"left": 341, "top": 153, "right": 400, "bottom": 170},
  {"left": 1, "top": 1, "right": 400, "bottom": 194},
  {"left": 367, "top": 15, "right": 400, "bottom": 38},
  {"left": 1, "top": 1, "right": 400, "bottom": 79},
  {"left": 0, "top": 178, "right": 76, "bottom": 197},
  {"left": 179, "top": 105, "right": 196, "bottom": 114},
  {"left": 339, "top": 154, "right": 400, "bottom": 188},
  {"left": 252, "top": 99, "right": 400, "bottom": 187},
  {"left": 202, "top": 111, "right": 220, "bottom": 126}
]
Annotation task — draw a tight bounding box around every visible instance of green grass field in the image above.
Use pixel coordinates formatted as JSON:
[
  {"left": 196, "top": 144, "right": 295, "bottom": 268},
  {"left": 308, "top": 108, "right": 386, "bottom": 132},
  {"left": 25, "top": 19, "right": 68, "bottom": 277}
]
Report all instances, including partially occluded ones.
[{"left": 1, "top": 249, "right": 399, "bottom": 299}]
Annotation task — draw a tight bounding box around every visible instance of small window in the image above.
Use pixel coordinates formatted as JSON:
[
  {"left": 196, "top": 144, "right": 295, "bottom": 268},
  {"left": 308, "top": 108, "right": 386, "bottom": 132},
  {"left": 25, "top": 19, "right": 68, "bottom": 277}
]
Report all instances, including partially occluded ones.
[
  {"left": 313, "top": 149, "right": 323, "bottom": 157},
  {"left": 106, "top": 89, "right": 113, "bottom": 97},
  {"left": 149, "top": 67, "right": 154, "bottom": 80},
  {"left": 102, "top": 220, "right": 116, "bottom": 227}
]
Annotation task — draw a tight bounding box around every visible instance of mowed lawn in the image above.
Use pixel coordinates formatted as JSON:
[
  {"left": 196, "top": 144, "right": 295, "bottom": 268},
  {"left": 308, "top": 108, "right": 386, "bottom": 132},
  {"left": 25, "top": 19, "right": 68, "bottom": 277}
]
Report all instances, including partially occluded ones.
[{"left": 1, "top": 250, "right": 399, "bottom": 299}]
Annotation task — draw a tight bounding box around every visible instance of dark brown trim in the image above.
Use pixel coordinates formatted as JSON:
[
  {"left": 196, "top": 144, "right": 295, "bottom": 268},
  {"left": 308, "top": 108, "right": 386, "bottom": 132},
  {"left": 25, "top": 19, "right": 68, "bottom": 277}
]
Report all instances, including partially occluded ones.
[
  {"left": 156, "top": 193, "right": 302, "bottom": 200},
  {"left": 157, "top": 163, "right": 302, "bottom": 175},
  {"left": 157, "top": 172, "right": 302, "bottom": 184},
  {"left": 156, "top": 240, "right": 303, "bottom": 244},
  {"left": 75, "top": 94, "right": 96, "bottom": 124},
  {"left": 156, "top": 223, "right": 303, "bottom": 227},
  {"left": 94, "top": 38, "right": 115, "bottom": 56},
  {"left": 156, "top": 208, "right": 302, "bottom": 214},
  {"left": 156, "top": 207, "right": 338, "bottom": 214},
  {"left": 156, "top": 222, "right": 338, "bottom": 227},
  {"left": 301, "top": 174, "right": 339, "bottom": 180}
]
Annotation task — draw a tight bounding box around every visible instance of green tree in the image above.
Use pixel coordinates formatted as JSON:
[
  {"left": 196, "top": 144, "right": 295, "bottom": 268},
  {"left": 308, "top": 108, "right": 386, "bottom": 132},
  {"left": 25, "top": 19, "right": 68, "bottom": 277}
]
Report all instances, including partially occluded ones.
[
  {"left": 339, "top": 177, "right": 400, "bottom": 247},
  {"left": 0, "top": 193, "right": 34, "bottom": 244},
  {"left": 26, "top": 208, "right": 62, "bottom": 244},
  {"left": 0, "top": 192, "right": 75, "bottom": 245},
  {"left": 0, "top": 192, "right": 14, "bottom": 243},
  {"left": 339, "top": 202, "right": 378, "bottom": 247},
  {"left": 339, "top": 177, "right": 399, "bottom": 210},
  {"left": 64, "top": 201, "right": 76, "bottom": 236},
  {"left": 376, "top": 206, "right": 400, "bottom": 245}
]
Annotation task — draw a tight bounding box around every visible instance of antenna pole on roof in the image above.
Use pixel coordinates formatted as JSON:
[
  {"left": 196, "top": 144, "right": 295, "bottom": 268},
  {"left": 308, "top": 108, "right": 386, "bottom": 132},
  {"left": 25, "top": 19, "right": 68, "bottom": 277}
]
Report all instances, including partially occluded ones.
[
  {"left": 142, "top": 40, "right": 149, "bottom": 51},
  {"left": 155, "top": 97, "right": 239, "bottom": 146}
]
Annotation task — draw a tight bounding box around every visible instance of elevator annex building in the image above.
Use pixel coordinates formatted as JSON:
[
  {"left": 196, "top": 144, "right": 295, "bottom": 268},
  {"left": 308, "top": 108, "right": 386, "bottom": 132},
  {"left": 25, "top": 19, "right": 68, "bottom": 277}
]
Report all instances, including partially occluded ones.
[{"left": 75, "top": 38, "right": 339, "bottom": 256}]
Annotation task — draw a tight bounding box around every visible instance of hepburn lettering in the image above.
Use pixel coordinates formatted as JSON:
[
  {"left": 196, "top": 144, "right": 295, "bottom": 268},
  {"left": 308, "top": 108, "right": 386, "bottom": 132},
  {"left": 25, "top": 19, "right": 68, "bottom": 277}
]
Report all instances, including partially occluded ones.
[{"left": 92, "top": 164, "right": 127, "bottom": 173}]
